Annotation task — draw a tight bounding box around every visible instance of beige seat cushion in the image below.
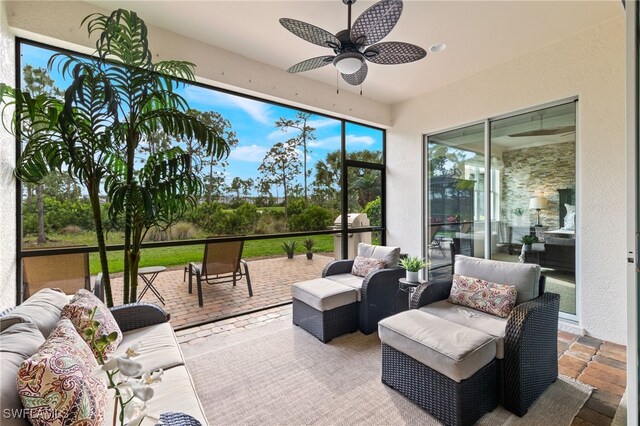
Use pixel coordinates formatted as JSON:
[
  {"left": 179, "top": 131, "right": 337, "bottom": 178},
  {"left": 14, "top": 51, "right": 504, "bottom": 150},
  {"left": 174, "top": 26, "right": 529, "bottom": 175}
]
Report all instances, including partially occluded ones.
[
  {"left": 105, "top": 365, "right": 208, "bottom": 425},
  {"left": 2, "top": 288, "right": 69, "bottom": 338},
  {"left": 454, "top": 255, "right": 541, "bottom": 304},
  {"left": 325, "top": 273, "right": 364, "bottom": 301},
  {"left": 292, "top": 278, "right": 356, "bottom": 311},
  {"left": 420, "top": 300, "right": 508, "bottom": 358},
  {"left": 1, "top": 322, "right": 45, "bottom": 426},
  {"left": 378, "top": 310, "right": 496, "bottom": 383},
  {"left": 357, "top": 243, "right": 401, "bottom": 266},
  {"left": 115, "top": 322, "right": 185, "bottom": 373}
]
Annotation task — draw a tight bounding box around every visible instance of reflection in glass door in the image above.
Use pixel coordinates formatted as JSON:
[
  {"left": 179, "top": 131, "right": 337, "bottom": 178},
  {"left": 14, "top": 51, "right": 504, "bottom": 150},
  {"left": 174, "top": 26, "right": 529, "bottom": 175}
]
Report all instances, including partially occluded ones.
[
  {"left": 426, "top": 123, "right": 485, "bottom": 279},
  {"left": 490, "top": 102, "right": 577, "bottom": 317}
]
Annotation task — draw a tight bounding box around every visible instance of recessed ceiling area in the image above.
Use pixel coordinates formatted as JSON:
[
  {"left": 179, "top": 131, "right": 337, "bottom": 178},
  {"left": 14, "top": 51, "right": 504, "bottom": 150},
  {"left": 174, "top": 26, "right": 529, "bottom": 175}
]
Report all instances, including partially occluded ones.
[{"left": 85, "top": 0, "right": 621, "bottom": 105}]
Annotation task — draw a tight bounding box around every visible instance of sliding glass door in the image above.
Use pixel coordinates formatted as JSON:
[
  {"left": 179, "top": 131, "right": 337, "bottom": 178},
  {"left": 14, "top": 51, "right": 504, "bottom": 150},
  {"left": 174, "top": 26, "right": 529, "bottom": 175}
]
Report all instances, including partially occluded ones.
[{"left": 424, "top": 100, "right": 577, "bottom": 317}]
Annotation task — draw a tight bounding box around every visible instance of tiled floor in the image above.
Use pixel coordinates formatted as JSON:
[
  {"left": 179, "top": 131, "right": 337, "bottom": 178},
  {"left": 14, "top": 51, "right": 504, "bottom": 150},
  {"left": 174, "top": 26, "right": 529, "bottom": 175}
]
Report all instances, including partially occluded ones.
[
  {"left": 177, "top": 307, "right": 627, "bottom": 425},
  {"left": 110, "top": 254, "right": 332, "bottom": 329}
]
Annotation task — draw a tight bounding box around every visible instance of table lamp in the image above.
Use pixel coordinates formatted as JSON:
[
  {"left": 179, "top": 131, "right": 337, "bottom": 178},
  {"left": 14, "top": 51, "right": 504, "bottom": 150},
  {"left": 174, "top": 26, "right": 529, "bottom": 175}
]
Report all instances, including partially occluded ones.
[{"left": 529, "top": 196, "right": 549, "bottom": 227}]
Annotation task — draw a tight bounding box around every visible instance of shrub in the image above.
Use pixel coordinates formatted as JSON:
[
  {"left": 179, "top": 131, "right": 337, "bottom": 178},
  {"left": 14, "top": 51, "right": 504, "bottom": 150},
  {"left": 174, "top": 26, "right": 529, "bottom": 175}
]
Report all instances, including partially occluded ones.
[
  {"left": 170, "top": 222, "right": 198, "bottom": 240},
  {"left": 289, "top": 205, "right": 335, "bottom": 232},
  {"left": 60, "top": 225, "right": 82, "bottom": 235},
  {"left": 145, "top": 226, "right": 170, "bottom": 242},
  {"left": 363, "top": 196, "right": 381, "bottom": 227}
]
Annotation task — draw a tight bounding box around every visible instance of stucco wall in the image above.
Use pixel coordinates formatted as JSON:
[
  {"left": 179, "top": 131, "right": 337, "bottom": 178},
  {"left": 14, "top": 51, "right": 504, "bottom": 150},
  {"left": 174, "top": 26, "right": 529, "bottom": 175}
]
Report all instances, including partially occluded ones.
[
  {"left": 387, "top": 17, "right": 626, "bottom": 343},
  {"left": 5, "top": 1, "right": 391, "bottom": 128},
  {"left": 0, "top": 0, "right": 17, "bottom": 310}
]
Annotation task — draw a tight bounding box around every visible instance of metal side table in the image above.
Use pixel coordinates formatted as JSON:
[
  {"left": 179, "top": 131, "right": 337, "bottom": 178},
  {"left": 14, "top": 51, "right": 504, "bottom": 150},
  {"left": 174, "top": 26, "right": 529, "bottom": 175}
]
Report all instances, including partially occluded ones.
[{"left": 138, "top": 266, "right": 167, "bottom": 305}]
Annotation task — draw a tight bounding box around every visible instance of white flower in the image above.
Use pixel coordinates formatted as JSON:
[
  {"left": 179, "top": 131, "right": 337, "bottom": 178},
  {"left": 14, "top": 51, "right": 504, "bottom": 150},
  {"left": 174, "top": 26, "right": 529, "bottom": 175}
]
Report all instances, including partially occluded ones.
[
  {"left": 131, "top": 384, "right": 154, "bottom": 402},
  {"left": 124, "top": 343, "right": 142, "bottom": 359},
  {"left": 116, "top": 358, "right": 143, "bottom": 378},
  {"left": 123, "top": 399, "right": 147, "bottom": 425},
  {"left": 140, "top": 369, "right": 163, "bottom": 385},
  {"left": 101, "top": 357, "right": 120, "bottom": 372}
]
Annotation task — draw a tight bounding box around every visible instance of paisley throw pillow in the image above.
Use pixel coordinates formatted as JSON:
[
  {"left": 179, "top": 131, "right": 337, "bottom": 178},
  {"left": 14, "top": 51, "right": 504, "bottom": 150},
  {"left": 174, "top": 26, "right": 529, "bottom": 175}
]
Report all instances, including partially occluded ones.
[
  {"left": 61, "top": 289, "right": 122, "bottom": 360},
  {"left": 448, "top": 273, "right": 517, "bottom": 318},
  {"left": 17, "top": 318, "right": 107, "bottom": 426},
  {"left": 351, "top": 256, "right": 386, "bottom": 277}
]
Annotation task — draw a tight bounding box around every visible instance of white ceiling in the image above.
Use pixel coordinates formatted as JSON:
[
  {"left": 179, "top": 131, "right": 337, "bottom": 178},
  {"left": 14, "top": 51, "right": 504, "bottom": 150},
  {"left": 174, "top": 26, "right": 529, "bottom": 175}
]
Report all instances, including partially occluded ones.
[{"left": 86, "top": 0, "right": 622, "bottom": 105}]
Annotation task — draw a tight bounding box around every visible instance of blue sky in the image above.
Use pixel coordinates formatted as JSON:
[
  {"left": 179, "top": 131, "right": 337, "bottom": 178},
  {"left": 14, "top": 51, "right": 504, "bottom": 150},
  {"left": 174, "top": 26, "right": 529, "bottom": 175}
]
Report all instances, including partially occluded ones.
[{"left": 21, "top": 43, "right": 383, "bottom": 192}]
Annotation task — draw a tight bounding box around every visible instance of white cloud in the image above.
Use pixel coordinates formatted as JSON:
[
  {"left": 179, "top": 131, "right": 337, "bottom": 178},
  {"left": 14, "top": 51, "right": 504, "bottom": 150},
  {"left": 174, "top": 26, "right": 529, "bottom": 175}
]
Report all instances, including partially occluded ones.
[
  {"left": 183, "top": 86, "right": 272, "bottom": 125},
  {"left": 229, "top": 144, "right": 267, "bottom": 162},
  {"left": 346, "top": 135, "right": 375, "bottom": 146},
  {"left": 267, "top": 118, "right": 340, "bottom": 141},
  {"left": 308, "top": 134, "right": 375, "bottom": 149}
]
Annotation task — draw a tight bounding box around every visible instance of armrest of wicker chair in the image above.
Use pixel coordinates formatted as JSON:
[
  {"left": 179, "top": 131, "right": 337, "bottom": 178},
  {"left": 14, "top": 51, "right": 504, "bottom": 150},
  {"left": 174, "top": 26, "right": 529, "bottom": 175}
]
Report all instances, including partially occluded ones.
[
  {"left": 322, "top": 259, "right": 355, "bottom": 277},
  {"left": 110, "top": 303, "right": 170, "bottom": 332},
  {"left": 503, "top": 291, "right": 560, "bottom": 416},
  {"left": 409, "top": 277, "right": 454, "bottom": 309},
  {"left": 93, "top": 273, "right": 105, "bottom": 302},
  {"left": 359, "top": 266, "right": 406, "bottom": 334}
]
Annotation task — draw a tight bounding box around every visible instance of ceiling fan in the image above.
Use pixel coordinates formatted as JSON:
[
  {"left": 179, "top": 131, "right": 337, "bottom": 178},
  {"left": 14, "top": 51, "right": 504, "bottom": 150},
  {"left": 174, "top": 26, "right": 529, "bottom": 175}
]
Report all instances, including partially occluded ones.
[{"left": 280, "top": 0, "right": 427, "bottom": 86}]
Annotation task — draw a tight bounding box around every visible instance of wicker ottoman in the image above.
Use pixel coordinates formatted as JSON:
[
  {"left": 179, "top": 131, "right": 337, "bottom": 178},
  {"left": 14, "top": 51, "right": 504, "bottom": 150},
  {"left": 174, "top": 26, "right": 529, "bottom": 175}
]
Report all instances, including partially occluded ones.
[
  {"left": 292, "top": 278, "right": 358, "bottom": 343},
  {"left": 379, "top": 310, "right": 498, "bottom": 426}
]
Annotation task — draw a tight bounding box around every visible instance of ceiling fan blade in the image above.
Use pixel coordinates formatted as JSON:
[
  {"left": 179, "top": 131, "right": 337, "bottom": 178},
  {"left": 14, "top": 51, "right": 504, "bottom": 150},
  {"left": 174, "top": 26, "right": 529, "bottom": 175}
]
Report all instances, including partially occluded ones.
[
  {"left": 280, "top": 18, "right": 341, "bottom": 49},
  {"left": 364, "top": 42, "right": 426, "bottom": 64},
  {"left": 286, "top": 56, "right": 335, "bottom": 73},
  {"left": 342, "top": 62, "right": 368, "bottom": 86},
  {"left": 350, "top": 0, "right": 403, "bottom": 46},
  {"left": 509, "top": 126, "right": 575, "bottom": 137}
]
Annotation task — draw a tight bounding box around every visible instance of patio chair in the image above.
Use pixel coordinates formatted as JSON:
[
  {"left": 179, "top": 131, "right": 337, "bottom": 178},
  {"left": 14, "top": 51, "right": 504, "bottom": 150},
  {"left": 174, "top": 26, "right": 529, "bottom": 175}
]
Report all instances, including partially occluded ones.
[
  {"left": 427, "top": 224, "right": 445, "bottom": 257},
  {"left": 187, "top": 240, "right": 253, "bottom": 307},
  {"left": 22, "top": 249, "right": 91, "bottom": 300}
]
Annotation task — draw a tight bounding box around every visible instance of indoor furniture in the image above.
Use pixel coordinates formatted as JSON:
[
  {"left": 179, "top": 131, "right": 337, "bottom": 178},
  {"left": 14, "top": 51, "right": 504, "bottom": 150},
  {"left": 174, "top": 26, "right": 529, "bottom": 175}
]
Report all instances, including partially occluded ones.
[
  {"left": 187, "top": 240, "right": 253, "bottom": 307},
  {"left": 379, "top": 255, "right": 559, "bottom": 424}
]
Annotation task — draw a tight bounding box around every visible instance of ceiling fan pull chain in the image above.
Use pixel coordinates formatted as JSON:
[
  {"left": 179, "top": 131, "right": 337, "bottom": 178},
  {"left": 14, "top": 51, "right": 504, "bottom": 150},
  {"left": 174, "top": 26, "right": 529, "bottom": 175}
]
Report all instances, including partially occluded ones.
[
  {"left": 336, "top": 70, "right": 340, "bottom": 94},
  {"left": 360, "top": 84, "right": 362, "bottom": 96}
]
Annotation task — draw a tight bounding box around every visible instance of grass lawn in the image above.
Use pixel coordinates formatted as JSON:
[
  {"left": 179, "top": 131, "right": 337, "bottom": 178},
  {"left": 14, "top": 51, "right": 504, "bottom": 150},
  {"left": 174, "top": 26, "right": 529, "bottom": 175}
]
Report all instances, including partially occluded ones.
[{"left": 29, "top": 233, "right": 336, "bottom": 274}]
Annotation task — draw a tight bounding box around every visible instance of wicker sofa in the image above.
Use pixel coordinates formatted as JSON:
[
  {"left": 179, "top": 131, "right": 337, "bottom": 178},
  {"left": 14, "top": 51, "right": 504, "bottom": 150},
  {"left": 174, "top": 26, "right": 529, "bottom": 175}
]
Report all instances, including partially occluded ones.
[
  {"left": 0, "top": 288, "right": 207, "bottom": 425},
  {"left": 379, "top": 255, "right": 560, "bottom": 425}
]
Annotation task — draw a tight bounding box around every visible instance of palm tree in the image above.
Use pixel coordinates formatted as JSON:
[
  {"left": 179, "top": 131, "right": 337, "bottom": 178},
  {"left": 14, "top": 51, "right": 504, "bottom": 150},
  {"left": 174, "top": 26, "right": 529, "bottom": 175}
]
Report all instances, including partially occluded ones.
[{"left": 1, "top": 9, "right": 230, "bottom": 305}]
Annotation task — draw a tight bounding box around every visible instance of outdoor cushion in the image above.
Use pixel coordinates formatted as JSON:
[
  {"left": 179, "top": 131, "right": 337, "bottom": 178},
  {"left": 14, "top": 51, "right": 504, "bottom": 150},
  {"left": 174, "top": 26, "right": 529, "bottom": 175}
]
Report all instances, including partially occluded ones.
[
  {"left": 1, "top": 322, "right": 45, "bottom": 426},
  {"left": 3, "top": 288, "right": 69, "bottom": 338},
  {"left": 61, "top": 289, "right": 123, "bottom": 359},
  {"left": 351, "top": 255, "right": 386, "bottom": 277},
  {"left": 379, "top": 310, "right": 496, "bottom": 382},
  {"left": 420, "top": 300, "right": 508, "bottom": 359},
  {"left": 325, "top": 273, "right": 364, "bottom": 301},
  {"left": 454, "top": 255, "right": 540, "bottom": 304},
  {"left": 104, "top": 365, "right": 208, "bottom": 425},
  {"left": 448, "top": 274, "right": 517, "bottom": 318},
  {"left": 17, "top": 318, "right": 107, "bottom": 426},
  {"left": 357, "top": 243, "right": 401, "bottom": 267},
  {"left": 292, "top": 278, "right": 357, "bottom": 311},
  {"left": 116, "top": 322, "right": 185, "bottom": 372}
]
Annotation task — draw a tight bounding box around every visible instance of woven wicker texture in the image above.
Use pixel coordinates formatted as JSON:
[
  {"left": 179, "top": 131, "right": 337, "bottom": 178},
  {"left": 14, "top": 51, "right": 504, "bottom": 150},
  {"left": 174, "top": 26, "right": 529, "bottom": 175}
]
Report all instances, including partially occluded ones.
[
  {"left": 292, "top": 298, "right": 358, "bottom": 343},
  {"left": 156, "top": 412, "right": 202, "bottom": 426},
  {"left": 109, "top": 303, "right": 169, "bottom": 332},
  {"left": 382, "top": 343, "right": 498, "bottom": 426}
]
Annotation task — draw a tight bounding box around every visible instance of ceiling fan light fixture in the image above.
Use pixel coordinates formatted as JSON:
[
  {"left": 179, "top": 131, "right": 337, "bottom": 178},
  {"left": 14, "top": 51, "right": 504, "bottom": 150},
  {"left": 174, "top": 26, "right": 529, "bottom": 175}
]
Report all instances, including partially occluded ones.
[
  {"left": 333, "top": 52, "right": 364, "bottom": 74},
  {"left": 429, "top": 43, "right": 446, "bottom": 53}
]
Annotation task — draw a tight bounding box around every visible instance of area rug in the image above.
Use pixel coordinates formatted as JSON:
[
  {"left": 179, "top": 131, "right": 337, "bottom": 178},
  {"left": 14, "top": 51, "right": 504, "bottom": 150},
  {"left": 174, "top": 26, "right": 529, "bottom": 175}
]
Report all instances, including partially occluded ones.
[{"left": 182, "top": 319, "right": 591, "bottom": 425}]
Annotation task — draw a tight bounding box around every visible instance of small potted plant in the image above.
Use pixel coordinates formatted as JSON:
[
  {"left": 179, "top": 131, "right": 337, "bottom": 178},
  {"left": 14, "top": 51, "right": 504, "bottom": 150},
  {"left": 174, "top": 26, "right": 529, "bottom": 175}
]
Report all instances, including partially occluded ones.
[
  {"left": 282, "top": 240, "right": 298, "bottom": 259},
  {"left": 303, "top": 237, "right": 316, "bottom": 260},
  {"left": 399, "top": 256, "right": 428, "bottom": 283},
  {"left": 520, "top": 235, "right": 538, "bottom": 252}
]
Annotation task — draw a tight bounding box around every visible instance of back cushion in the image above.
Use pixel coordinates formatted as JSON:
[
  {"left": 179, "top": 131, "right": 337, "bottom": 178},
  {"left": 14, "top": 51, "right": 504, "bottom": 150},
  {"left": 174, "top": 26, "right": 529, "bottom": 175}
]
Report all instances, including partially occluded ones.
[
  {"left": 1, "top": 322, "right": 45, "bottom": 426},
  {"left": 454, "top": 255, "right": 540, "bottom": 304},
  {"left": 357, "top": 243, "right": 401, "bottom": 267},
  {"left": 3, "top": 288, "right": 69, "bottom": 338}
]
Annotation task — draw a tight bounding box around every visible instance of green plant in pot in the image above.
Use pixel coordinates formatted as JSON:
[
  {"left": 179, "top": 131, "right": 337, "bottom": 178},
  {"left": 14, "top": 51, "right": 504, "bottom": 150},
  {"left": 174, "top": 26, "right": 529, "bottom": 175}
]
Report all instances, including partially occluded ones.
[
  {"left": 520, "top": 235, "right": 539, "bottom": 252},
  {"left": 302, "top": 237, "right": 316, "bottom": 259},
  {"left": 399, "top": 256, "right": 428, "bottom": 283},
  {"left": 282, "top": 240, "right": 298, "bottom": 259}
]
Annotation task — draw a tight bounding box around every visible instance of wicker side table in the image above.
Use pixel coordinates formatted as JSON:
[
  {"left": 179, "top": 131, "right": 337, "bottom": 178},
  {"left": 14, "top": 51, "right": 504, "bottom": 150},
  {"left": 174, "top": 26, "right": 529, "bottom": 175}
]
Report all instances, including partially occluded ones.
[
  {"left": 396, "top": 278, "right": 426, "bottom": 312},
  {"left": 156, "top": 412, "right": 202, "bottom": 426}
]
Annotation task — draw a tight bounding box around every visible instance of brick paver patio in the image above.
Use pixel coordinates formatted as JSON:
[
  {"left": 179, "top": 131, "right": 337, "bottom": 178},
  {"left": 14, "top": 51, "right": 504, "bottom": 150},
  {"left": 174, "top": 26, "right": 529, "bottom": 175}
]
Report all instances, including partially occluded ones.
[{"left": 110, "top": 254, "right": 333, "bottom": 329}]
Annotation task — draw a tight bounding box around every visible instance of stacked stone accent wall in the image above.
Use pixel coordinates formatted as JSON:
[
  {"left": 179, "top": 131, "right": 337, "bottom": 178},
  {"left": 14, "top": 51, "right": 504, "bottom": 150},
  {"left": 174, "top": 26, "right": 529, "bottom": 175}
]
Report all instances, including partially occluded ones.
[{"left": 500, "top": 141, "right": 575, "bottom": 229}]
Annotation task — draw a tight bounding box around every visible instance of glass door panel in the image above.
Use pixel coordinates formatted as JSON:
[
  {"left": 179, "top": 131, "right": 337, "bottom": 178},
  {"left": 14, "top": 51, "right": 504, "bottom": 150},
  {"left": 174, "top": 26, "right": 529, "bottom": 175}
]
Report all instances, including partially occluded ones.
[
  {"left": 426, "top": 123, "right": 485, "bottom": 278},
  {"left": 490, "top": 102, "right": 577, "bottom": 316}
]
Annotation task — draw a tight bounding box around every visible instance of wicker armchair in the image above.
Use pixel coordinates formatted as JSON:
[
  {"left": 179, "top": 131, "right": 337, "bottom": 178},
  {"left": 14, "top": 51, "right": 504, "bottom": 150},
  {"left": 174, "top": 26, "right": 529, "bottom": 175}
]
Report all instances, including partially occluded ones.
[
  {"left": 409, "top": 257, "right": 559, "bottom": 417},
  {"left": 322, "top": 243, "right": 405, "bottom": 335}
]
